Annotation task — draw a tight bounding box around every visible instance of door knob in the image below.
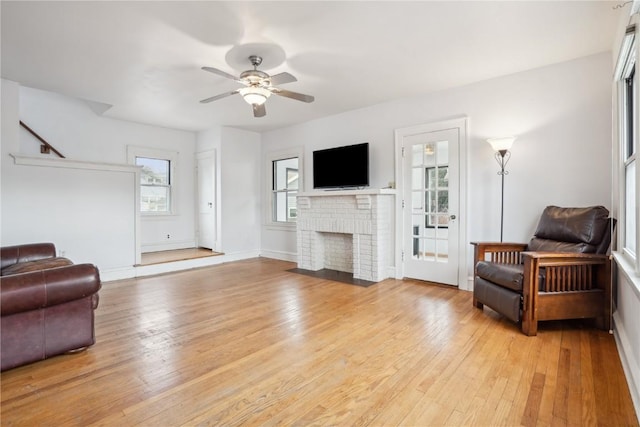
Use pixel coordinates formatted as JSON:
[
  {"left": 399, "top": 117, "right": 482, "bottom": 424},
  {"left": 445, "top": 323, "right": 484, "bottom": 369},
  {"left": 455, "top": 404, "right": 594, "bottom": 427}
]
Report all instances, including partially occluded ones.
[{"left": 449, "top": 214, "right": 456, "bottom": 220}]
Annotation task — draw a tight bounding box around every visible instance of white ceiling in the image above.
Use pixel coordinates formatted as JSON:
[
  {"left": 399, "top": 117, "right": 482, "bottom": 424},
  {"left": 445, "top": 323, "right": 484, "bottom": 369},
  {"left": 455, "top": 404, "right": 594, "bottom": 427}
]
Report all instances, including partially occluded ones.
[{"left": 1, "top": 1, "right": 624, "bottom": 133}]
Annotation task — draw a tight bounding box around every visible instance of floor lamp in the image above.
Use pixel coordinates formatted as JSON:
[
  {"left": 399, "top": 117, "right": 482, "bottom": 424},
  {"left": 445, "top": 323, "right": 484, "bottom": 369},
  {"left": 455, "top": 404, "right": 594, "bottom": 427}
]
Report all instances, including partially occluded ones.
[{"left": 487, "top": 137, "right": 516, "bottom": 242}]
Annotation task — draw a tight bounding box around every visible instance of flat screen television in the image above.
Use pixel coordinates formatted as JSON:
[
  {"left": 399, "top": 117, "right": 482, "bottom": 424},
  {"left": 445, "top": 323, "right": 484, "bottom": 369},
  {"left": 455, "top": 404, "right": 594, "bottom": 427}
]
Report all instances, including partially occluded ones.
[{"left": 313, "top": 142, "right": 369, "bottom": 189}]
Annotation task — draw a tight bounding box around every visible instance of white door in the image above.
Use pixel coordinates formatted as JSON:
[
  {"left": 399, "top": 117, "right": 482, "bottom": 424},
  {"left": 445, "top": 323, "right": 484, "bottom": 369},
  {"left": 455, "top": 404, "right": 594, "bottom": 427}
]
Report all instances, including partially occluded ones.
[
  {"left": 397, "top": 120, "right": 465, "bottom": 286},
  {"left": 197, "top": 151, "right": 216, "bottom": 250}
]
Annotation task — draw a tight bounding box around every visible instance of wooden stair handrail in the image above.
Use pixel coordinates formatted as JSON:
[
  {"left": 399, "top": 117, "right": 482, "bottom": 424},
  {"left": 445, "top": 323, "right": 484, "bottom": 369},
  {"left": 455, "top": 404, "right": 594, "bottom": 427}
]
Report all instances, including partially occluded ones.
[{"left": 19, "top": 121, "right": 65, "bottom": 158}]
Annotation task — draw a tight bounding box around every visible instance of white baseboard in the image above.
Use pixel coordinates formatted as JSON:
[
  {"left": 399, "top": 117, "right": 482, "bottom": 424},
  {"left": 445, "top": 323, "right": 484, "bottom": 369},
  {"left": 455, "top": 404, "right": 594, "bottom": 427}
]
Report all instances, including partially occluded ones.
[
  {"left": 100, "top": 266, "right": 137, "bottom": 282},
  {"left": 260, "top": 249, "right": 297, "bottom": 262},
  {"left": 613, "top": 311, "right": 640, "bottom": 422},
  {"left": 386, "top": 266, "right": 396, "bottom": 279},
  {"left": 462, "top": 275, "right": 474, "bottom": 292},
  {"left": 221, "top": 250, "right": 261, "bottom": 263}
]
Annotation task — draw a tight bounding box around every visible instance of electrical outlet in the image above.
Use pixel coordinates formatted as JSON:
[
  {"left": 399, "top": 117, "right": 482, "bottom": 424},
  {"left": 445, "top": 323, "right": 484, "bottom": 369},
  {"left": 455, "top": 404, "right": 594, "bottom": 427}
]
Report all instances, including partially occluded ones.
[
  {"left": 166, "top": 234, "right": 171, "bottom": 239},
  {"left": 58, "top": 250, "right": 66, "bottom": 257}
]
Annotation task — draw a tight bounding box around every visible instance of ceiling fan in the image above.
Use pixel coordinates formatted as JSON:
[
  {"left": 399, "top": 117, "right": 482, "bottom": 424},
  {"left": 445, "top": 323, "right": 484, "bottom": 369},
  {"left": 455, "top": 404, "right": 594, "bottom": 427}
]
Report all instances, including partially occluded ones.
[{"left": 199, "top": 55, "right": 314, "bottom": 118}]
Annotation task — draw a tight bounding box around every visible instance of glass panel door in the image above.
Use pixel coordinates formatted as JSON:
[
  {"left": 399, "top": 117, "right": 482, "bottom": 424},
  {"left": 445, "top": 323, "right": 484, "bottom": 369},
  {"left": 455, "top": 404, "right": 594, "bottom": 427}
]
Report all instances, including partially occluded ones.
[{"left": 403, "top": 127, "right": 459, "bottom": 286}]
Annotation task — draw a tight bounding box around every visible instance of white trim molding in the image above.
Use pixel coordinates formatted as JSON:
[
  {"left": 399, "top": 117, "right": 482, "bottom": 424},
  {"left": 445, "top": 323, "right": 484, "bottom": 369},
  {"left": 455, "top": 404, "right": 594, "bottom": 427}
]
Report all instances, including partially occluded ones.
[{"left": 10, "top": 153, "right": 141, "bottom": 173}]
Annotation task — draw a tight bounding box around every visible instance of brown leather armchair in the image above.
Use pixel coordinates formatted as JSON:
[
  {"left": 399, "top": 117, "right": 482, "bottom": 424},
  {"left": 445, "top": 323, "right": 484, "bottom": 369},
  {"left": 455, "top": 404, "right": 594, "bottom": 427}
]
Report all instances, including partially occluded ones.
[
  {"left": 0, "top": 243, "right": 101, "bottom": 371},
  {"left": 472, "top": 206, "right": 613, "bottom": 336}
]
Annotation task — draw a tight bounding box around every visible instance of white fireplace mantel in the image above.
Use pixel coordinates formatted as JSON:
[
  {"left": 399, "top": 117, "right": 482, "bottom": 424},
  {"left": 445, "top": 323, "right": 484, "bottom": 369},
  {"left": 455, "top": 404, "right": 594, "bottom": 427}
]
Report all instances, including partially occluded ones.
[
  {"left": 296, "top": 190, "right": 395, "bottom": 282},
  {"left": 297, "top": 189, "right": 396, "bottom": 197}
]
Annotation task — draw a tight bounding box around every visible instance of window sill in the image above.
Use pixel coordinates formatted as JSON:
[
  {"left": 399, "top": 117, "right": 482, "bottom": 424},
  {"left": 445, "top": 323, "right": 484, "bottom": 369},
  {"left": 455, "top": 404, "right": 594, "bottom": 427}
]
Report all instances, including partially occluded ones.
[
  {"left": 265, "top": 222, "right": 297, "bottom": 232},
  {"left": 612, "top": 251, "right": 640, "bottom": 300},
  {"left": 141, "top": 213, "right": 178, "bottom": 219}
]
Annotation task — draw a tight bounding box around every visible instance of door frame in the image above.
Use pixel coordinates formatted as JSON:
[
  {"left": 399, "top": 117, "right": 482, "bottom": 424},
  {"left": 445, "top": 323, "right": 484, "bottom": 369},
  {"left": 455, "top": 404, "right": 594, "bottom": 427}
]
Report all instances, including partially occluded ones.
[
  {"left": 196, "top": 150, "right": 220, "bottom": 252},
  {"left": 394, "top": 116, "right": 469, "bottom": 289}
]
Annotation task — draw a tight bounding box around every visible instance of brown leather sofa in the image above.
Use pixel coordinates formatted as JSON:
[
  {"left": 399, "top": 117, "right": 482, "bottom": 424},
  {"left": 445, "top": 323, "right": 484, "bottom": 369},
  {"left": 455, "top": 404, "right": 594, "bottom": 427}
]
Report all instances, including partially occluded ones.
[
  {"left": 0, "top": 243, "right": 101, "bottom": 371},
  {"left": 472, "top": 206, "right": 613, "bottom": 336}
]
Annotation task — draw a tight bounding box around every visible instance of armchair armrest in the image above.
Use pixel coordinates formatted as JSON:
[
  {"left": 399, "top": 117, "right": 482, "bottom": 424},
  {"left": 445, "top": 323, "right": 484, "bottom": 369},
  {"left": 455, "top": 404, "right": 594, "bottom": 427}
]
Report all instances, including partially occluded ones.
[
  {"left": 521, "top": 251, "right": 610, "bottom": 291},
  {"left": 471, "top": 242, "right": 528, "bottom": 267},
  {"left": 0, "top": 264, "right": 101, "bottom": 316},
  {"left": 520, "top": 251, "right": 611, "bottom": 335},
  {"left": 521, "top": 251, "right": 609, "bottom": 263},
  {"left": 1, "top": 243, "right": 56, "bottom": 270}
]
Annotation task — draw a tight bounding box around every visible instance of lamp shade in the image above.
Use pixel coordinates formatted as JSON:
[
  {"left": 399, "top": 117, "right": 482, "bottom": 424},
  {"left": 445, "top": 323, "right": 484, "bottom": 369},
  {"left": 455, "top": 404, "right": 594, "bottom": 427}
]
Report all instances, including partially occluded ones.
[
  {"left": 487, "top": 137, "right": 516, "bottom": 152},
  {"left": 240, "top": 87, "right": 271, "bottom": 105}
]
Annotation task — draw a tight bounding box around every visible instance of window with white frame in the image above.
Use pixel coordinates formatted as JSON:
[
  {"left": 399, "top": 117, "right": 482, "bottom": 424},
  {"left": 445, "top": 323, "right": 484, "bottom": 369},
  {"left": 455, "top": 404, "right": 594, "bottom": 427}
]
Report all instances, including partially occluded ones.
[
  {"left": 617, "top": 28, "right": 637, "bottom": 261},
  {"left": 137, "top": 157, "right": 171, "bottom": 213},
  {"left": 128, "top": 147, "right": 178, "bottom": 215},
  {"left": 266, "top": 148, "right": 303, "bottom": 227}
]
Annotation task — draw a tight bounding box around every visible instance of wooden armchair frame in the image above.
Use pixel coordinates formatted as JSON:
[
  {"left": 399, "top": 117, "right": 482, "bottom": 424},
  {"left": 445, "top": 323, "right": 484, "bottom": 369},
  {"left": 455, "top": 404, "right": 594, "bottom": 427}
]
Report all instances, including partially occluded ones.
[{"left": 472, "top": 242, "right": 611, "bottom": 336}]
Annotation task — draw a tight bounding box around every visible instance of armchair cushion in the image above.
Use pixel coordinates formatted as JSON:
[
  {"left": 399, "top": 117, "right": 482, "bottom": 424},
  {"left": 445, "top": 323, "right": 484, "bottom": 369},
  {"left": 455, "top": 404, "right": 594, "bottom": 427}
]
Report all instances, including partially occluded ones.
[
  {"left": 0, "top": 264, "right": 100, "bottom": 316},
  {"left": 476, "top": 262, "right": 524, "bottom": 292},
  {"left": 533, "top": 206, "right": 609, "bottom": 246},
  {"left": 0, "top": 243, "right": 56, "bottom": 270},
  {"left": 1, "top": 257, "right": 73, "bottom": 276},
  {"left": 475, "top": 277, "right": 521, "bottom": 322},
  {"left": 527, "top": 237, "right": 594, "bottom": 254}
]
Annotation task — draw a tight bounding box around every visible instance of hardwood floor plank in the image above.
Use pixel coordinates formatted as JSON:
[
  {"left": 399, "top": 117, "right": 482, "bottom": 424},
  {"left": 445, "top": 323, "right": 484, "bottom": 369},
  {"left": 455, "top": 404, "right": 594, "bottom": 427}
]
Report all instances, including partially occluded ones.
[
  {"left": 522, "top": 372, "right": 546, "bottom": 426},
  {"left": 1, "top": 258, "right": 637, "bottom": 426}
]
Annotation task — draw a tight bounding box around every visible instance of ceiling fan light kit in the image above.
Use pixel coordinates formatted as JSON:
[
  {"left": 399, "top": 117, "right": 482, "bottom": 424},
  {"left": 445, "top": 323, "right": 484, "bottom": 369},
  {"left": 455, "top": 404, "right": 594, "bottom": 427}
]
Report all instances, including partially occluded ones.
[
  {"left": 239, "top": 86, "right": 271, "bottom": 106},
  {"left": 200, "top": 55, "right": 314, "bottom": 118}
]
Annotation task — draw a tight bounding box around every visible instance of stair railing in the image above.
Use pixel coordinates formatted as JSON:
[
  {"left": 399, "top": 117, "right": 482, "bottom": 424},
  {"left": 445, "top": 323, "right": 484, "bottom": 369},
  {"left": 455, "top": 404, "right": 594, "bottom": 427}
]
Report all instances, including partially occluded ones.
[{"left": 19, "top": 121, "right": 65, "bottom": 158}]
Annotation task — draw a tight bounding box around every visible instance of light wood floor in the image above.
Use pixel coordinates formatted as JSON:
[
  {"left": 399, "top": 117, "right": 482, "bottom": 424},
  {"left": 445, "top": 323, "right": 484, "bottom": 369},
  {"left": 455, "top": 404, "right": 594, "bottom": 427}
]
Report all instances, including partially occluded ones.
[
  {"left": 139, "top": 247, "right": 222, "bottom": 266},
  {"left": 1, "top": 258, "right": 637, "bottom": 426}
]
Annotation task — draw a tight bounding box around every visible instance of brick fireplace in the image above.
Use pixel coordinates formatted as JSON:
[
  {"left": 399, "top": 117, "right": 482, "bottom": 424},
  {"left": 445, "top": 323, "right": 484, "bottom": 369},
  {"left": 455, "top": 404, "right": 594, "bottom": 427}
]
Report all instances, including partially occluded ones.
[{"left": 296, "top": 190, "right": 395, "bottom": 282}]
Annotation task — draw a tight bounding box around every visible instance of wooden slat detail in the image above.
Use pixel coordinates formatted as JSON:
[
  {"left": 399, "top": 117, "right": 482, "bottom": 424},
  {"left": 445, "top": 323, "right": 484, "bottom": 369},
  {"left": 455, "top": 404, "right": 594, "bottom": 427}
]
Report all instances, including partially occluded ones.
[
  {"left": 542, "top": 265, "right": 594, "bottom": 292},
  {"left": 490, "top": 250, "right": 523, "bottom": 264}
]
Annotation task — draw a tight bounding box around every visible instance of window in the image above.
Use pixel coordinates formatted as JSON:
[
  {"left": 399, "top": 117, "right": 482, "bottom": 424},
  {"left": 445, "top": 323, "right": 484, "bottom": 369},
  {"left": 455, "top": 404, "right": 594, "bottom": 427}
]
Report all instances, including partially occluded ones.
[
  {"left": 265, "top": 147, "right": 303, "bottom": 228},
  {"left": 618, "top": 30, "right": 637, "bottom": 260},
  {"left": 272, "top": 158, "right": 299, "bottom": 222},
  {"left": 624, "top": 64, "right": 636, "bottom": 257},
  {"left": 128, "top": 146, "right": 177, "bottom": 215},
  {"left": 137, "top": 157, "right": 171, "bottom": 213}
]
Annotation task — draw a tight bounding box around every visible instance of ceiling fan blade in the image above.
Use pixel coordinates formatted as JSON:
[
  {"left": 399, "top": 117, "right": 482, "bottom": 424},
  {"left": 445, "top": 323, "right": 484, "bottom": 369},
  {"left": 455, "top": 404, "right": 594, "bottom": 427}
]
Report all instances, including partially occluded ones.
[
  {"left": 199, "top": 89, "right": 239, "bottom": 103},
  {"left": 201, "top": 66, "right": 241, "bottom": 82},
  {"left": 253, "top": 103, "right": 266, "bottom": 118},
  {"left": 271, "top": 88, "right": 315, "bottom": 103},
  {"left": 269, "top": 72, "right": 297, "bottom": 86}
]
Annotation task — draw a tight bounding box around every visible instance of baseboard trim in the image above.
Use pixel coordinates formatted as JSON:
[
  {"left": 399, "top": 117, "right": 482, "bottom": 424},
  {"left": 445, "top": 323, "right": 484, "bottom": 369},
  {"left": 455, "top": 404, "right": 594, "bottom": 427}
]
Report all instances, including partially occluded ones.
[
  {"left": 613, "top": 311, "right": 640, "bottom": 422},
  {"left": 100, "top": 266, "right": 137, "bottom": 282},
  {"left": 386, "top": 266, "right": 396, "bottom": 279},
  {"left": 462, "top": 275, "right": 474, "bottom": 292},
  {"left": 260, "top": 249, "right": 297, "bottom": 262}
]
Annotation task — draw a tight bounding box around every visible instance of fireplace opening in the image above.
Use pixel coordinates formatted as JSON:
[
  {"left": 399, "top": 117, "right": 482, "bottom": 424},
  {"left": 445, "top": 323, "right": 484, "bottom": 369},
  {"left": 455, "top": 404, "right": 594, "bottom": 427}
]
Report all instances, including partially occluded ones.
[{"left": 321, "top": 232, "right": 353, "bottom": 273}]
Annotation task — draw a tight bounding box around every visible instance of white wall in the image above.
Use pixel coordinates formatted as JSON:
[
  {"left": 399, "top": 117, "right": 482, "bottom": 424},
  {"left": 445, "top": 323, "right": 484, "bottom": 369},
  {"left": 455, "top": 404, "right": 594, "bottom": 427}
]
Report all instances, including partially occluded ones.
[
  {"left": 219, "top": 127, "right": 262, "bottom": 256},
  {"left": 196, "top": 125, "right": 262, "bottom": 257},
  {"left": 2, "top": 82, "right": 198, "bottom": 276},
  {"left": 260, "top": 53, "right": 613, "bottom": 267},
  {"left": 17, "top": 86, "right": 197, "bottom": 253},
  {"left": 2, "top": 81, "right": 137, "bottom": 273}
]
